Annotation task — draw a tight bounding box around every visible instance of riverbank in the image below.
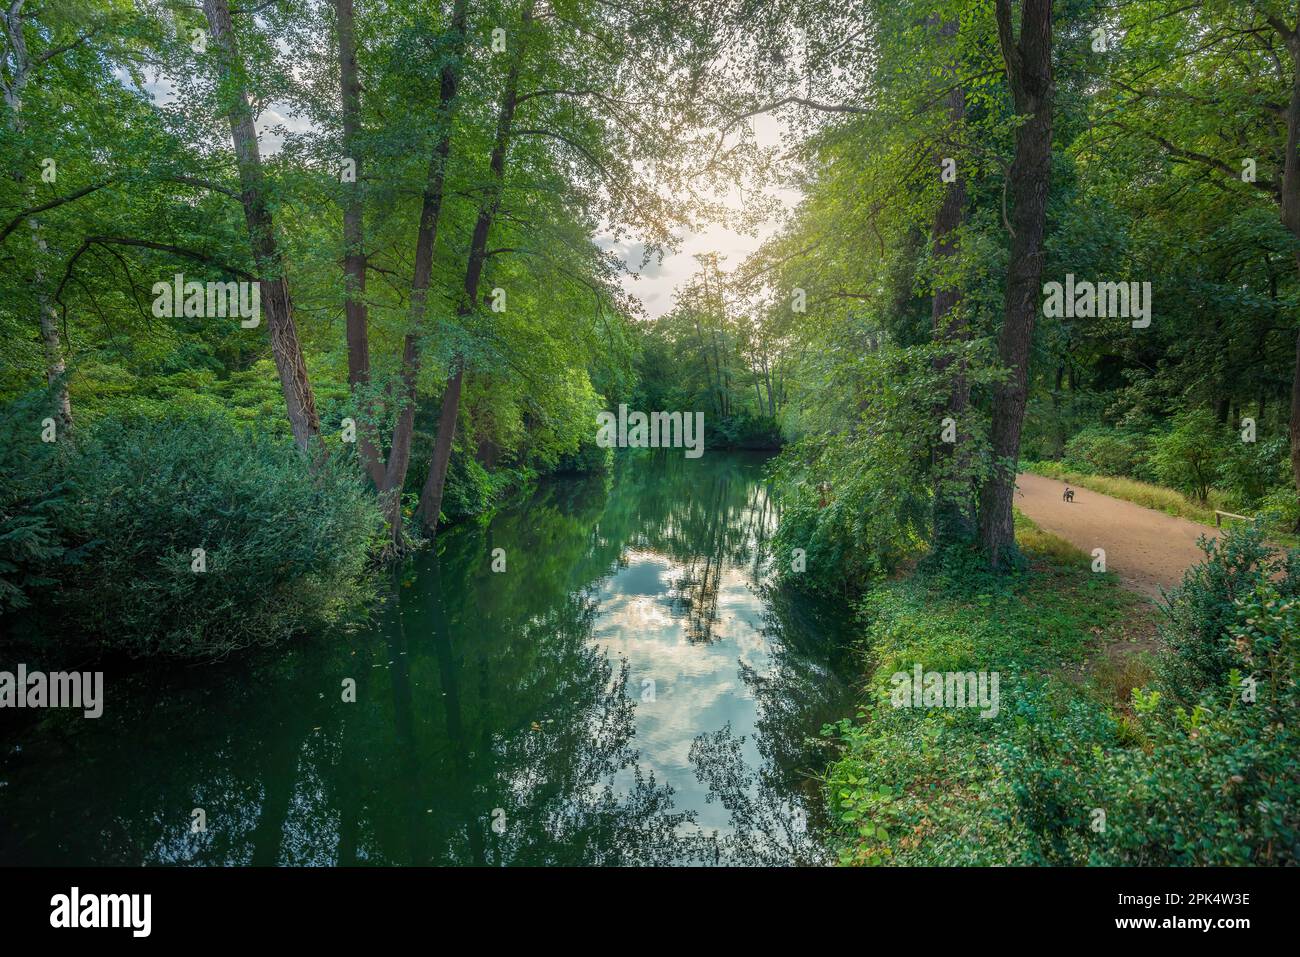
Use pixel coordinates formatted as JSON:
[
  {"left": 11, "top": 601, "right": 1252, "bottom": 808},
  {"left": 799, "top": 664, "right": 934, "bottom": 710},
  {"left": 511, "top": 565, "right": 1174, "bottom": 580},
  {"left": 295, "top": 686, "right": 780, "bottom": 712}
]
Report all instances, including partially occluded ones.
[{"left": 822, "top": 514, "right": 1300, "bottom": 866}]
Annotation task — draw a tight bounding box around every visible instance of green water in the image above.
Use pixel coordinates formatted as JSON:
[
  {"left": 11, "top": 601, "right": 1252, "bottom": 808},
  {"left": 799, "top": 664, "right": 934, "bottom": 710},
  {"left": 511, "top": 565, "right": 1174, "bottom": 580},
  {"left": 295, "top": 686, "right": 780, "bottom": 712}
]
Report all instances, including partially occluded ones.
[{"left": 0, "top": 451, "right": 855, "bottom": 866}]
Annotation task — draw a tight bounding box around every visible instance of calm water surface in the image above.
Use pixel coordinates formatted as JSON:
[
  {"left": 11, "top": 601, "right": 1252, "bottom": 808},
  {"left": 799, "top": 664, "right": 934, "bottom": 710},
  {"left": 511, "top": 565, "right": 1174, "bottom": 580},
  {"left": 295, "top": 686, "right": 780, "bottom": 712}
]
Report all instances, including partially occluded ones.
[{"left": 0, "top": 451, "right": 855, "bottom": 865}]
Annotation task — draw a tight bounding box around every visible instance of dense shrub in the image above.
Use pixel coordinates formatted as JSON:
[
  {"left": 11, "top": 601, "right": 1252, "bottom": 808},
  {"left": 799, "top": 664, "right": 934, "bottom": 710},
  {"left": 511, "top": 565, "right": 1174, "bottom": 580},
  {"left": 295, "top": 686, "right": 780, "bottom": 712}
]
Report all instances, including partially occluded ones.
[
  {"left": 1257, "top": 483, "right": 1300, "bottom": 532},
  {"left": 437, "top": 451, "right": 539, "bottom": 523},
  {"left": 554, "top": 434, "right": 614, "bottom": 474},
  {"left": 1008, "top": 525, "right": 1300, "bottom": 865},
  {"left": 709, "top": 410, "right": 781, "bottom": 450},
  {"left": 1156, "top": 522, "right": 1299, "bottom": 701},
  {"left": 1217, "top": 435, "right": 1288, "bottom": 507},
  {"left": 10, "top": 410, "right": 381, "bottom": 659},
  {"left": 1149, "top": 410, "right": 1229, "bottom": 503},
  {"left": 1061, "top": 427, "right": 1149, "bottom": 479},
  {"left": 768, "top": 427, "right": 934, "bottom": 597},
  {"left": 0, "top": 392, "right": 72, "bottom": 612},
  {"left": 1008, "top": 573, "right": 1300, "bottom": 865}
]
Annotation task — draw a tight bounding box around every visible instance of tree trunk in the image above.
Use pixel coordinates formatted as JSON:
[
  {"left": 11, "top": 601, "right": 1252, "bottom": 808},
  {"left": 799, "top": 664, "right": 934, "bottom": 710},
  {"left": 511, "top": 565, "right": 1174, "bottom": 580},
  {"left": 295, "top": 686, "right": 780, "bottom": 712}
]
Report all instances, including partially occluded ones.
[
  {"left": 764, "top": 359, "right": 775, "bottom": 417},
  {"left": 414, "top": 1, "right": 535, "bottom": 535},
  {"left": 3, "top": 4, "right": 71, "bottom": 429},
  {"left": 979, "top": 0, "right": 1054, "bottom": 568},
  {"left": 363, "top": 0, "right": 470, "bottom": 550},
  {"left": 38, "top": 300, "right": 71, "bottom": 425},
  {"left": 335, "top": 0, "right": 386, "bottom": 488},
  {"left": 1279, "top": 33, "right": 1300, "bottom": 525},
  {"left": 203, "top": 0, "right": 320, "bottom": 452},
  {"left": 414, "top": 367, "right": 464, "bottom": 531},
  {"left": 693, "top": 317, "right": 720, "bottom": 414},
  {"left": 931, "top": 17, "right": 972, "bottom": 546}
]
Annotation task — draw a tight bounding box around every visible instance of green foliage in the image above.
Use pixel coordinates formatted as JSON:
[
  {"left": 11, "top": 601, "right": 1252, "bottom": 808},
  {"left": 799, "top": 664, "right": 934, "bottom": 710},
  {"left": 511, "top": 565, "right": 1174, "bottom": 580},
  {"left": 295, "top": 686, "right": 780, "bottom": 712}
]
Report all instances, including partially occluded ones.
[
  {"left": 1149, "top": 411, "right": 1230, "bottom": 504},
  {"left": 825, "top": 517, "right": 1300, "bottom": 866},
  {"left": 0, "top": 392, "right": 72, "bottom": 612},
  {"left": 708, "top": 410, "right": 780, "bottom": 450},
  {"left": 438, "top": 451, "right": 538, "bottom": 524},
  {"left": 1062, "top": 427, "right": 1149, "bottom": 479},
  {"left": 1156, "top": 522, "right": 1299, "bottom": 702},
  {"left": 824, "top": 530, "right": 1135, "bottom": 865},
  {"left": 1258, "top": 483, "right": 1300, "bottom": 532},
  {"left": 1218, "top": 436, "right": 1290, "bottom": 508},
  {"left": 9, "top": 411, "right": 381, "bottom": 659},
  {"left": 767, "top": 333, "right": 1000, "bottom": 595},
  {"left": 556, "top": 435, "right": 614, "bottom": 474},
  {"left": 1007, "top": 568, "right": 1300, "bottom": 866}
]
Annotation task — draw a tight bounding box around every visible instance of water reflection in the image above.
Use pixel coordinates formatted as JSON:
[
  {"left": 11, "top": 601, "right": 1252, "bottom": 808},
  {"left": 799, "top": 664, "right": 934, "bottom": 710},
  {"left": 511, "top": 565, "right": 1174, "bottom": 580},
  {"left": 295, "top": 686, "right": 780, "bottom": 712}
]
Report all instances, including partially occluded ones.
[{"left": 0, "top": 451, "right": 853, "bottom": 865}]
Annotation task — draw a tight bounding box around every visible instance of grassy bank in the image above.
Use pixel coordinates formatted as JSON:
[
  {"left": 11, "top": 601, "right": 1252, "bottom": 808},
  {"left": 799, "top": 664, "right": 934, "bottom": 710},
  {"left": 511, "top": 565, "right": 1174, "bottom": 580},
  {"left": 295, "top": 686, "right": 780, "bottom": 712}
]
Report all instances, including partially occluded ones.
[{"left": 823, "top": 516, "right": 1300, "bottom": 866}]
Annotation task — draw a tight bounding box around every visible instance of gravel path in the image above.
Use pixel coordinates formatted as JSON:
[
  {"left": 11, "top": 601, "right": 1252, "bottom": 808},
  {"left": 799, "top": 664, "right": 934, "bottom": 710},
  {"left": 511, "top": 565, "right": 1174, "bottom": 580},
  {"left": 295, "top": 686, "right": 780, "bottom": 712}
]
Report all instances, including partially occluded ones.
[{"left": 1015, "top": 472, "right": 1214, "bottom": 599}]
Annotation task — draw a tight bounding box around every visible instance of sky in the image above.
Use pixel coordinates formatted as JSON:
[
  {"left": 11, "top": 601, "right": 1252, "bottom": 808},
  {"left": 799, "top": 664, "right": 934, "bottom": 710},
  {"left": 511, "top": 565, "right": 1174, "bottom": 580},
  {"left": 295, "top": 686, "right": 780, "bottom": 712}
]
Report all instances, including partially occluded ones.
[{"left": 601, "top": 111, "right": 799, "bottom": 320}]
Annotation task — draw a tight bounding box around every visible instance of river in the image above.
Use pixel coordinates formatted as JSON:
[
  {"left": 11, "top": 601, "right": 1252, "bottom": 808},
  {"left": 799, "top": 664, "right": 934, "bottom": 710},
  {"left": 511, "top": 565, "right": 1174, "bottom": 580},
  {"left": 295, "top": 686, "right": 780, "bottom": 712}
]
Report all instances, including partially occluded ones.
[{"left": 0, "top": 451, "right": 855, "bottom": 865}]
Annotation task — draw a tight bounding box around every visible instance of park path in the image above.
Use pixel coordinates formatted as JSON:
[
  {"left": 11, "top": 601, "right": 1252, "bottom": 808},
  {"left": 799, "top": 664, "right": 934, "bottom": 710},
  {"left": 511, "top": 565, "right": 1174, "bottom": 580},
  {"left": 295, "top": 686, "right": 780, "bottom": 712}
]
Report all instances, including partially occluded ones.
[{"left": 1015, "top": 472, "right": 1215, "bottom": 599}]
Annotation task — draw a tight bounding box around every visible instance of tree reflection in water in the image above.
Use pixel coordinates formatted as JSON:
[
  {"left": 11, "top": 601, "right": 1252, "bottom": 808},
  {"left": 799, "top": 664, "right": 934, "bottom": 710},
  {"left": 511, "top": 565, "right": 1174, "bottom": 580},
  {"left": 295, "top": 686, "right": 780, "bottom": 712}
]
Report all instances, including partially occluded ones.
[{"left": 0, "top": 452, "right": 852, "bottom": 866}]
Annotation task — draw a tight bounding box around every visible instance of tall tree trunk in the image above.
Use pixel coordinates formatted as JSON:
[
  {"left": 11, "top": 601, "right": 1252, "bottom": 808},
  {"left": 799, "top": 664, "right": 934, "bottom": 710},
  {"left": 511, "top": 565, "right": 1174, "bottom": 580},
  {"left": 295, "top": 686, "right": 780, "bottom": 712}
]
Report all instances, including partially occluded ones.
[
  {"left": 415, "top": 366, "right": 464, "bottom": 532},
  {"left": 712, "top": 327, "right": 727, "bottom": 417},
  {"left": 335, "top": 0, "right": 386, "bottom": 487},
  {"left": 1050, "top": 364, "right": 1065, "bottom": 456},
  {"left": 763, "top": 356, "right": 775, "bottom": 417},
  {"left": 414, "top": 1, "right": 536, "bottom": 534},
  {"left": 203, "top": 0, "right": 320, "bottom": 452},
  {"left": 364, "top": 0, "right": 470, "bottom": 550},
  {"left": 37, "top": 298, "right": 71, "bottom": 424},
  {"left": 1278, "top": 27, "right": 1300, "bottom": 528},
  {"left": 693, "top": 317, "right": 720, "bottom": 414},
  {"left": 931, "top": 17, "right": 972, "bottom": 545},
  {"left": 978, "top": 0, "right": 1054, "bottom": 568},
  {"left": 2, "top": 4, "right": 71, "bottom": 428}
]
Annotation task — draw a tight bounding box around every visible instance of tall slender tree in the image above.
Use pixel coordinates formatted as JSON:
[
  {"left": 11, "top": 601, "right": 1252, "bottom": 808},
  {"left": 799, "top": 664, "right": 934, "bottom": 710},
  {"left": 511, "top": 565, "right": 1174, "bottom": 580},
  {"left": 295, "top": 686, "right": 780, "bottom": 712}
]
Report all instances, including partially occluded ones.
[
  {"left": 415, "top": 0, "right": 537, "bottom": 534},
  {"left": 202, "top": 0, "right": 321, "bottom": 451},
  {"left": 978, "top": 0, "right": 1054, "bottom": 567}
]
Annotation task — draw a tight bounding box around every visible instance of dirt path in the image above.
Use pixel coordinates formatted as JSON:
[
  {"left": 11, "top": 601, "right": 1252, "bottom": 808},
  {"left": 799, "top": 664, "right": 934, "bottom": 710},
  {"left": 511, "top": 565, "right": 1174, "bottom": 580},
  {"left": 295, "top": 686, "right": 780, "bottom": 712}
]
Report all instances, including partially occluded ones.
[{"left": 1015, "top": 472, "right": 1214, "bottom": 599}]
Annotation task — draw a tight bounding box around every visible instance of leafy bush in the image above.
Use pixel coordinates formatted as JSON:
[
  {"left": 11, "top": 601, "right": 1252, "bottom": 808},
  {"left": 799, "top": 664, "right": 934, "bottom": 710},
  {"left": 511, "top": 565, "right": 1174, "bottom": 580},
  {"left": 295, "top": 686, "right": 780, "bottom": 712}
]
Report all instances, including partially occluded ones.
[
  {"left": 1062, "top": 427, "right": 1148, "bottom": 479},
  {"left": 1009, "top": 573, "right": 1300, "bottom": 865},
  {"left": 13, "top": 411, "right": 381, "bottom": 659},
  {"left": 1216, "top": 435, "right": 1288, "bottom": 507},
  {"left": 1257, "top": 484, "right": 1300, "bottom": 533},
  {"left": 437, "top": 451, "right": 537, "bottom": 523},
  {"left": 768, "top": 427, "right": 934, "bottom": 596},
  {"left": 0, "top": 392, "right": 72, "bottom": 612},
  {"left": 709, "top": 410, "right": 781, "bottom": 450},
  {"left": 1007, "top": 525, "right": 1300, "bottom": 865},
  {"left": 555, "top": 434, "right": 614, "bottom": 474},
  {"left": 770, "top": 339, "right": 996, "bottom": 595},
  {"left": 1149, "top": 410, "right": 1229, "bottom": 503},
  {"left": 1156, "top": 522, "right": 1298, "bottom": 701}
]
